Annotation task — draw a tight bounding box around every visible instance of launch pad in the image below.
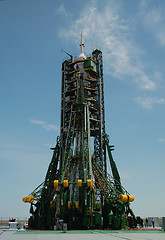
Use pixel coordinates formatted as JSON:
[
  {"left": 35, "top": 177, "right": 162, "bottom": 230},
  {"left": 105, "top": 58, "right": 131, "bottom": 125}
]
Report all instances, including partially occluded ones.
[{"left": 23, "top": 34, "right": 136, "bottom": 230}]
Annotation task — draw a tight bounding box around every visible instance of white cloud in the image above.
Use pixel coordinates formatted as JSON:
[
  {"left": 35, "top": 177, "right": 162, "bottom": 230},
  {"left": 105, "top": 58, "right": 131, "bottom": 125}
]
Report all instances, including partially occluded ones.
[
  {"left": 30, "top": 119, "right": 59, "bottom": 132},
  {"left": 30, "top": 119, "right": 45, "bottom": 126},
  {"left": 139, "top": 0, "right": 165, "bottom": 47},
  {"left": 58, "top": 2, "right": 157, "bottom": 90},
  {"left": 44, "top": 143, "right": 55, "bottom": 147},
  {"left": 57, "top": 3, "right": 71, "bottom": 18},
  {"left": 120, "top": 171, "right": 131, "bottom": 180},
  {"left": 158, "top": 138, "right": 165, "bottom": 143},
  {"left": 134, "top": 96, "right": 165, "bottom": 109}
]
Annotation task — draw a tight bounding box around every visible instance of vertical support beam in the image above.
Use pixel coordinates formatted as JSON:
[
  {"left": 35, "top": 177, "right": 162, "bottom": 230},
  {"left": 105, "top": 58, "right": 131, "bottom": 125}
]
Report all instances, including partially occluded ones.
[{"left": 85, "top": 105, "right": 92, "bottom": 179}]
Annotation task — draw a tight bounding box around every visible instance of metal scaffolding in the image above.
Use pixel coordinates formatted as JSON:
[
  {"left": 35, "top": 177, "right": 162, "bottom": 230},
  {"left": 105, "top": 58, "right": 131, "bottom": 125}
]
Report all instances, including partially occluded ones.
[{"left": 23, "top": 34, "right": 136, "bottom": 230}]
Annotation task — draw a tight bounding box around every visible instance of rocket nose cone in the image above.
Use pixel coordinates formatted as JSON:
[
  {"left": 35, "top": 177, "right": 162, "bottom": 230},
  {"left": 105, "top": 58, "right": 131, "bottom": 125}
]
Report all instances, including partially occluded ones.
[{"left": 76, "top": 53, "right": 86, "bottom": 61}]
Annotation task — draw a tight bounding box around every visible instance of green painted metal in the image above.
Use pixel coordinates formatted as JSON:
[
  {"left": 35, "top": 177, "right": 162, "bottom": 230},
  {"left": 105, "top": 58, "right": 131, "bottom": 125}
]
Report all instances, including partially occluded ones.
[
  {"left": 27, "top": 137, "right": 60, "bottom": 229},
  {"left": 23, "top": 42, "right": 136, "bottom": 230},
  {"left": 60, "top": 110, "right": 76, "bottom": 182}
]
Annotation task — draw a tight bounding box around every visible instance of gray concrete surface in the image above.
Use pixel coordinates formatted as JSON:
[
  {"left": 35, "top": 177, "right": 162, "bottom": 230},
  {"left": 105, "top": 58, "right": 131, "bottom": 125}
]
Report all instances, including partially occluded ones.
[{"left": 1, "top": 230, "right": 165, "bottom": 240}]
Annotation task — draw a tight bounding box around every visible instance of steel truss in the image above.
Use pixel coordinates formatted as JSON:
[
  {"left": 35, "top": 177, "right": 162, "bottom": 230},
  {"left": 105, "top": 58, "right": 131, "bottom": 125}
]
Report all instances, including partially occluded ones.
[{"left": 23, "top": 44, "right": 136, "bottom": 230}]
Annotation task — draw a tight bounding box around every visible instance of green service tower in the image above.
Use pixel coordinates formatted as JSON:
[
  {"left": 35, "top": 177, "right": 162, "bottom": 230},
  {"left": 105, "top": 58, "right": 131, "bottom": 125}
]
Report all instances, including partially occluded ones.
[{"left": 23, "top": 33, "right": 136, "bottom": 230}]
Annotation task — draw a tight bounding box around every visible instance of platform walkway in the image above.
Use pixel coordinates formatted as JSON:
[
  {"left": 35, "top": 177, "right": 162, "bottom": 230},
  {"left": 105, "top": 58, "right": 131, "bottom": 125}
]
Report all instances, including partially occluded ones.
[{"left": 1, "top": 229, "right": 165, "bottom": 240}]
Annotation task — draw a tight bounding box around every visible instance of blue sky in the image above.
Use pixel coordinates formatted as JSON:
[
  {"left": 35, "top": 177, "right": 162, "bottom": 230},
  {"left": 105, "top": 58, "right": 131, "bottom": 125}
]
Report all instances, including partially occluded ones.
[{"left": 0, "top": 0, "right": 165, "bottom": 219}]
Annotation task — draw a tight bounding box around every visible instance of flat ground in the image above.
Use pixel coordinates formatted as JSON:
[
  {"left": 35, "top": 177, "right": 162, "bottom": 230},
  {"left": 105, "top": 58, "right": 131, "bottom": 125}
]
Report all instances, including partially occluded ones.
[{"left": 1, "top": 229, "right": 165, "bottom": 240}]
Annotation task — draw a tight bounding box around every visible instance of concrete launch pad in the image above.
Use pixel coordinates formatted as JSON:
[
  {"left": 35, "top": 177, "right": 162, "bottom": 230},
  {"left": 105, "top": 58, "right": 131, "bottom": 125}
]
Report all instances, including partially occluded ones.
[{"left": 1, "top": 229, "right": 165, "bottom": 240}]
